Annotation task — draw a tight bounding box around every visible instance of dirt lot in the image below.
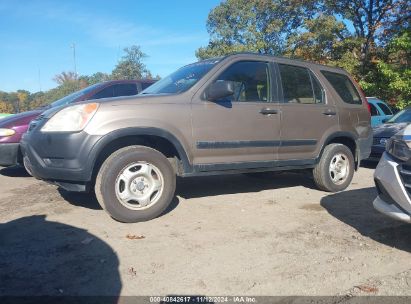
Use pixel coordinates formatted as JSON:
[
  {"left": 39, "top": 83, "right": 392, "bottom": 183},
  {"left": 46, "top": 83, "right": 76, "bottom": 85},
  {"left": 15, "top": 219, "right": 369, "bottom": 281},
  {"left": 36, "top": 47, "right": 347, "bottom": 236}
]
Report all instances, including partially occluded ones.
[{"left": 0, "top": 164, "right": 410, "bottom": 297}]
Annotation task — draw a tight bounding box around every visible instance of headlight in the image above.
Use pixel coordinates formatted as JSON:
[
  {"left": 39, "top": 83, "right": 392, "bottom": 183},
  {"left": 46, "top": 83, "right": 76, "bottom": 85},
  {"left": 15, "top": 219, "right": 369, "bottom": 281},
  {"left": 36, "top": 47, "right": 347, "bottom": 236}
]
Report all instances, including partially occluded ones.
[
  {"left": 0, "top": 128, "right": 16, "bottom": 137},
  {"left": 41, "top": 103, "right": 99, "bottom": 132},
  {"left": 386, "top": 137, "right": 411, "bottom": 162}
]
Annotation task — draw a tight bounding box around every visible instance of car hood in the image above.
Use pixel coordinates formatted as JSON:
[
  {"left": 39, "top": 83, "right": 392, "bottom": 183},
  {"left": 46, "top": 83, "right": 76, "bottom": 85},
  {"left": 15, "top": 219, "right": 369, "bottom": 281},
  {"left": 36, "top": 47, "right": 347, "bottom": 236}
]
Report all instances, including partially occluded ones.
[
  {"left": 0, "top": 110, "right": 42, "bottom": 128},
  {"left": 373, "top": 123, "right": 409, "bottom": 138}
]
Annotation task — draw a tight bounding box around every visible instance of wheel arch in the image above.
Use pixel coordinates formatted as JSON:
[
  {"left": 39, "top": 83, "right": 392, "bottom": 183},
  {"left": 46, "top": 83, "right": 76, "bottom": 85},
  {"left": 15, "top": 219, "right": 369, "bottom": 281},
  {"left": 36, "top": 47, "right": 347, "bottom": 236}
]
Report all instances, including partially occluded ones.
[
  {"left": 319, "top": 132, "right": 359, "bottom": 169},
  {"left": 89, "top": 127, "right": 192, "bottom": 183}
]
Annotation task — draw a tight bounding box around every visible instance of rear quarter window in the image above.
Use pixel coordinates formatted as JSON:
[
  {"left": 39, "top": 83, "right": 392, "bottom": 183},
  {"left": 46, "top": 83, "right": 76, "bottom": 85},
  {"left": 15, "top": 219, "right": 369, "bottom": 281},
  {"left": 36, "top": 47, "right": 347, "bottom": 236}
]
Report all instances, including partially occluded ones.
[
  {"left": 321, "top": 71, "right": 362, "bottom": 105},
  {"left": 378, "top": 103, "right": 393, "bottom": 115},
  {"left": 114, "top": 84, "right": 138, "bottom": 96},
  {"left": 369, "top": 103, "right": 379, "bottom": 116}
]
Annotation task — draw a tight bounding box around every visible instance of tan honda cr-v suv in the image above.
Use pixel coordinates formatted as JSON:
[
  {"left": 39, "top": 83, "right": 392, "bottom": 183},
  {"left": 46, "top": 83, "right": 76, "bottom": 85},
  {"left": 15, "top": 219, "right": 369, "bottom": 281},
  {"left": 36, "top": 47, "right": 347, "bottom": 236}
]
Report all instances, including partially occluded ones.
[{"left": 21, "top": 53, "right": 372, "bottom": 222}]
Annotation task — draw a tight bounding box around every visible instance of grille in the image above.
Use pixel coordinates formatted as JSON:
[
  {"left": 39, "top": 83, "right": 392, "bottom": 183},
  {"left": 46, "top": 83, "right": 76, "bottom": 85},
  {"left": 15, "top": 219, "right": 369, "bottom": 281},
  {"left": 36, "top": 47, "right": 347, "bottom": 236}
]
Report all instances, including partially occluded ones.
[
  {"left": 373, "top": 137, "right": 388, "bottom": 146},
  {"left": 373, "top": 137, "right": 381, "bottom": 145}
]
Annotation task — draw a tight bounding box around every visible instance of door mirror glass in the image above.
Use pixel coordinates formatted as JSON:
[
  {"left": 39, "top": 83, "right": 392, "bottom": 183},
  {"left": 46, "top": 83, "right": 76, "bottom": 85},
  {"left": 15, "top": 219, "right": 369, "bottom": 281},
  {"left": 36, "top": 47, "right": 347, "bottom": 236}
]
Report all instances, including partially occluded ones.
[{"left": 207, "top": 80, "right": 235, "bottom": 101}]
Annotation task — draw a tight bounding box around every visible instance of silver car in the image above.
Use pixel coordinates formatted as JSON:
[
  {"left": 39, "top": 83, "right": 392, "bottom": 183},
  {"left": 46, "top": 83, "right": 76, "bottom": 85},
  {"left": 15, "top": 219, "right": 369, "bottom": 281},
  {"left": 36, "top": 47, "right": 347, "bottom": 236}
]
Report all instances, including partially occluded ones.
[{"left": 374, "top": 125, "right": 411, "bottom": 223}]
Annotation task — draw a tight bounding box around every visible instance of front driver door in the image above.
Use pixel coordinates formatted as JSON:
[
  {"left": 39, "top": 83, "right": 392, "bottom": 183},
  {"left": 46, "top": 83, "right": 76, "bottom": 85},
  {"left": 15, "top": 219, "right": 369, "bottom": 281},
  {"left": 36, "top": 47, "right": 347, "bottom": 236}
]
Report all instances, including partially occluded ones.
[{"left": 191, "top": 60, "right": 281, "bottom": 170}]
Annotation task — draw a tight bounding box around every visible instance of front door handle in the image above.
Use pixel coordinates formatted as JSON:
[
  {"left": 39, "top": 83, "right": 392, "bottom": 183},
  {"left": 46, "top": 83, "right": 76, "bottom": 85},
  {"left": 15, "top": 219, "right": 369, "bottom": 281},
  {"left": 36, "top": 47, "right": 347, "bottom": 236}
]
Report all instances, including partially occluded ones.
[
  {"left": 322, "top": 110, "right": 337, "bottom": 116},
  {"left": 260, "top": 108, "right": 278, "bottom": 115}
]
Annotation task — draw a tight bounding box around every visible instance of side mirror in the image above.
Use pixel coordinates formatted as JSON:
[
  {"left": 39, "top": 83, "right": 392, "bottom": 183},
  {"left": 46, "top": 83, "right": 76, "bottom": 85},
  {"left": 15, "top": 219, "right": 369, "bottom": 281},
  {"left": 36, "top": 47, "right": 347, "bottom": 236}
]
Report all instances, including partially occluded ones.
[
  {"left": 207, "top": 81, "right": 235, "bottom": 101},
  {"left": 382, "top": 118, "right": 388, "bottom": 123}
]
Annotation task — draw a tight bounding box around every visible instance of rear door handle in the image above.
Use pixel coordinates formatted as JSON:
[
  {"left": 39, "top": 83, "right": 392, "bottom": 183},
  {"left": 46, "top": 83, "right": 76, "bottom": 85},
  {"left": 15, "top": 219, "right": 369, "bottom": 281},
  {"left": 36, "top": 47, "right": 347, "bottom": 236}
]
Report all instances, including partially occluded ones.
[
  {"left": 260, "top": 108, "right": 278, "bottom": 115},
  {"left": 322, "top": 110, "right": 336, "bottom": 116}
]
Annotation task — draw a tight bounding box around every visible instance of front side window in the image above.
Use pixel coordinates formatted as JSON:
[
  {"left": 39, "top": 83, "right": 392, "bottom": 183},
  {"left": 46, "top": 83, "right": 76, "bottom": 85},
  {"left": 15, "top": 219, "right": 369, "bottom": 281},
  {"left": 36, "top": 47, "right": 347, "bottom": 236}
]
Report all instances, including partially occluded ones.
[
  {"left": 321, "top": 71, "right": 361, "bottom": 105},
  {"left": 141, "top": 59, "right": 220, "bottom": 95},
  {"left": 279, "top": 64, "right": 323, "bottom": 104},
  {"left": 213, "top": 61, "right": 271, "bottom": 102}
]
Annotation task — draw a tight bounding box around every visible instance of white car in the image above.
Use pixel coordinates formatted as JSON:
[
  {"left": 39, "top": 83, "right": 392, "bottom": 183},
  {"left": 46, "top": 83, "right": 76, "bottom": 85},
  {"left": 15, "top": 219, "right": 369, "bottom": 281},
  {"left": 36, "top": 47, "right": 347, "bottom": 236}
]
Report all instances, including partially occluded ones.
[{"left": 374, "top": 125, "right": 411, "bottom": 223}]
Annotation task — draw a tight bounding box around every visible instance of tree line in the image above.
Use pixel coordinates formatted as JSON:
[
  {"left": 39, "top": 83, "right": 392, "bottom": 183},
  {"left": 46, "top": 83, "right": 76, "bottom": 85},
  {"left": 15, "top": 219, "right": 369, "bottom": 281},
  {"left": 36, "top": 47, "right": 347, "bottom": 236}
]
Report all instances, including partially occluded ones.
[
  {"left": 1, "top": 1, "right": 409, "bottom": 113},
  {"left": 196, "top": 0, "right": 410, "bottom": 108},
  {"left": 0, "top": 46, "right": 158, "bottom": 113}
]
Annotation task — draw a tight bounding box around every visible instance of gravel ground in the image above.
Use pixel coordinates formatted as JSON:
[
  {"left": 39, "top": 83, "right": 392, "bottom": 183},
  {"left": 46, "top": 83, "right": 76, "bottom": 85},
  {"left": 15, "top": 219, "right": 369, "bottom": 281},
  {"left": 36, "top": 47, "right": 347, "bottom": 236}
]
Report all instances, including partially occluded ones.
[{"left": 0, "top": 164, "right": 410, "bottom": 297}]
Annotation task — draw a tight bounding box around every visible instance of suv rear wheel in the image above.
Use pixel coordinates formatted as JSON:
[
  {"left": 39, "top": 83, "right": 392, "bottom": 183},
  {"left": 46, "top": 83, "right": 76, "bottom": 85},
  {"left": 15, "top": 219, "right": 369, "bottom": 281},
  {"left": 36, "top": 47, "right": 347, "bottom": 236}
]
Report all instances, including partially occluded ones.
[
  {"left": 313, "top": 143, "right": 354, "bottom": 192},
  {"left": 95, "top": 146, "right": 176, "bottom": 222}
]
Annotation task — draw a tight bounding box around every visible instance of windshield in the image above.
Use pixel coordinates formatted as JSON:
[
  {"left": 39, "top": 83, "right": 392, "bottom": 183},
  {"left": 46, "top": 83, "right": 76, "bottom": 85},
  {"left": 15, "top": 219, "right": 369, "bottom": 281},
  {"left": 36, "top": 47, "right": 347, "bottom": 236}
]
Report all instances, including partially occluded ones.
[
  {"left": 141, "top": 59, "right": 220, "bottom": 94},
  {"left": 387, "top": 109, "right": 411, "bottom": 124},
  {"left": 50, "top": 83, "right": 102, "bottom": 108}
]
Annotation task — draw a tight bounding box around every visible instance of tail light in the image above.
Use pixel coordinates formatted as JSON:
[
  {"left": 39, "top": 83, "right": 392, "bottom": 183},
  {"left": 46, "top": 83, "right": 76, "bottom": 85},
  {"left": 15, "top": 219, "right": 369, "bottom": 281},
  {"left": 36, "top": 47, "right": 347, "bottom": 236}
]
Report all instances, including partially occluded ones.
[
  {"left": 363, "top": 95, "right": 372, "bottom": 114},
  {"left": 353, "top": 78, "right": 371, "bottom": 114}
]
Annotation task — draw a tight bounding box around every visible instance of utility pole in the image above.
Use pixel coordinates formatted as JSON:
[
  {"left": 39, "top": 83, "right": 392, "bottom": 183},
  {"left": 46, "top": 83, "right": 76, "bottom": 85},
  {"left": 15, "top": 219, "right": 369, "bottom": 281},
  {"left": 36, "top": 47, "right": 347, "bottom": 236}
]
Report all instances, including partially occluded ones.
[
  {"left": 38, "top": 68, "right": 42, "bottom": 92},
  {"left": 71, "top": 43, "right": 77, "bottom": 79}
]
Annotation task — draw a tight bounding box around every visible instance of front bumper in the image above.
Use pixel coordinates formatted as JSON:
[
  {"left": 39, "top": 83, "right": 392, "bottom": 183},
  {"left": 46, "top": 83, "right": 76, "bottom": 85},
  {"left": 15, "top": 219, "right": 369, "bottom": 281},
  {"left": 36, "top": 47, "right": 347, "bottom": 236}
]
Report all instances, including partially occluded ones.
[
  {"left": 20, "top": 130, "right": 102, "bottom": 191},
  {"left": 0, "top": 143, "right": 20, "bottom": 166},
  {"left": 373, "top": 196, "right": 411, "bottom": 223},
  {"left": 373, "top": 152, "right": 411, "bottom": 223}
]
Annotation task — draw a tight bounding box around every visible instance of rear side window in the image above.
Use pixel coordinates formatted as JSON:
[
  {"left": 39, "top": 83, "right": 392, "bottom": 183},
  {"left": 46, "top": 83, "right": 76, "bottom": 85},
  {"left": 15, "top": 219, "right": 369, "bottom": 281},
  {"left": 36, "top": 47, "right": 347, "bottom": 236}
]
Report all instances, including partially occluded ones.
[
  {"left": 91, "top": 86, "right": 114, "bottom": 99},
  {"left": 370, "top": 103, "right": 379, "bottom": 116},
  {"left": 114, "top": 84, "right": 138, "bottom": 96},
  {"left": 378, "top": 103, "right": 392, "bottom": 115},
  {"left": 278, "top": 64, "right": 323, "bottom": 104},
  {"left": 91, "top": 84, "right": 138, "bottom": 99},
  {"left": 321, "top": 71, "right": 361, "bottom": 104}
]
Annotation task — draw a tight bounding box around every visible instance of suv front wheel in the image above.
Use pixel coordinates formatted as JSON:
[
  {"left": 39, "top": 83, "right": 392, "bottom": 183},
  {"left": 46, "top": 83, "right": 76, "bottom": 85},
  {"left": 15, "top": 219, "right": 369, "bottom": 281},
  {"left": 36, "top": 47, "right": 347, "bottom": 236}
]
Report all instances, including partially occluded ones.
[
  {"left": 313, "top": 143, "right": 354, "bottom": 192},
  {"left": 95, "top": 146, "right": 176, "bottom": 222}
]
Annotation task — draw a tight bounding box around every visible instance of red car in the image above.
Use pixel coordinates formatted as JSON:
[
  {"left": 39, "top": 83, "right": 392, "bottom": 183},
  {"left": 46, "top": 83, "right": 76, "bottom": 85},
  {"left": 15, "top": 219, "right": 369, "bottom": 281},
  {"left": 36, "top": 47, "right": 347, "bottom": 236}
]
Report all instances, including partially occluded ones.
[{"left": 0, "top": 79, "right": 155, "bottom": 167}]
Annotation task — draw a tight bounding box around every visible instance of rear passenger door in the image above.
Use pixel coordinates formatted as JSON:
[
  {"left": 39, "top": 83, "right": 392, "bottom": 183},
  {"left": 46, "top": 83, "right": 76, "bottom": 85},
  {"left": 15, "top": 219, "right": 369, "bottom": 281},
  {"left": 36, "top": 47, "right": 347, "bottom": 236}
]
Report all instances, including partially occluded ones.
[{"left": 277, "top": 63, "right": 338, "bottom": 161}]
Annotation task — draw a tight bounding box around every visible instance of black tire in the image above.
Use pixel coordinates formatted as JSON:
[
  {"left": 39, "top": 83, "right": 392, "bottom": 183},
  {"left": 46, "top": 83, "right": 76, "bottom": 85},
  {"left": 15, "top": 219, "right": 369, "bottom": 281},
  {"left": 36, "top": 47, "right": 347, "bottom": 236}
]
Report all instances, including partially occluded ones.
[
  {"left": 95, "top": 145, "right": 176, "bottom": 223},
  {"left": 313, "top": 143, "right": 354, "bottom": 192}
]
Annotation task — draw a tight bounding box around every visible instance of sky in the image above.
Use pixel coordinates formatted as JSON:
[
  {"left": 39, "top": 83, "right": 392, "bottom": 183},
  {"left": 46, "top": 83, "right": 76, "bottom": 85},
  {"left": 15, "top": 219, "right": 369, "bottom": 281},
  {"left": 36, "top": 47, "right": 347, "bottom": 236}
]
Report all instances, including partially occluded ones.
[{"left": 0, "top": 0, "right": 221, "bottom": 93}]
